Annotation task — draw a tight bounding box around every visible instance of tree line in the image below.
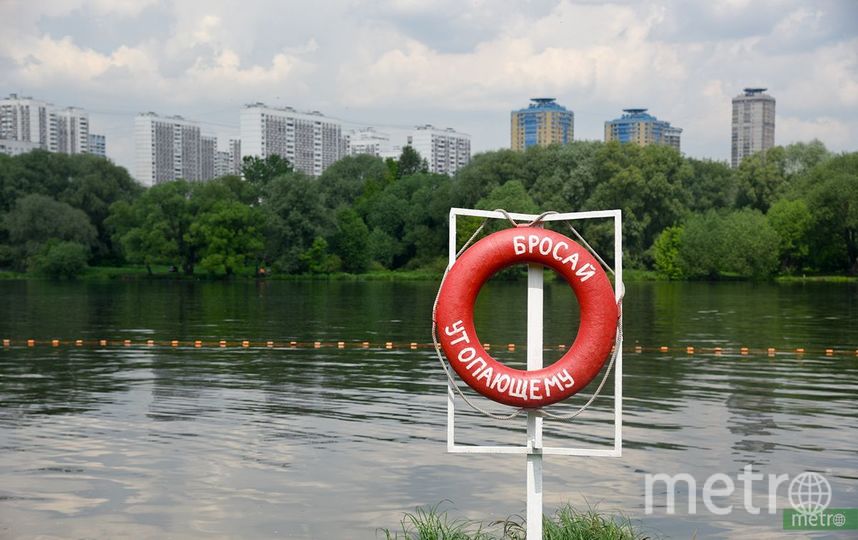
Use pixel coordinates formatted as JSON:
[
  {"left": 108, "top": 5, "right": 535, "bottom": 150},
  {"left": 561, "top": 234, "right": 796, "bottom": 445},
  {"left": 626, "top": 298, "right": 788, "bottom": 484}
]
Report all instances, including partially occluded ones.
[{"left": 0, "top": 140, "right": 855, "bottom": 279}]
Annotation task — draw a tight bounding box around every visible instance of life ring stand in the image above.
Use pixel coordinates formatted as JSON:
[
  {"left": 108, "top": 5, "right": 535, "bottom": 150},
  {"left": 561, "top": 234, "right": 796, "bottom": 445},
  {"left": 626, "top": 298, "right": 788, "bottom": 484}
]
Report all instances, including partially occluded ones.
[{"left": 435, "top": 227, "right": 618, "bottom": 408}]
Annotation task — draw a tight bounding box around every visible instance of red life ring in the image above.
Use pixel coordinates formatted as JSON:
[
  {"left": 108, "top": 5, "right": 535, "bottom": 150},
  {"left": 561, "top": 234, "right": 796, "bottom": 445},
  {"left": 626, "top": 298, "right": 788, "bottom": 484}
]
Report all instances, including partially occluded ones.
[{"left": 435, "top": 227, "right": 618, "bottom": 408}]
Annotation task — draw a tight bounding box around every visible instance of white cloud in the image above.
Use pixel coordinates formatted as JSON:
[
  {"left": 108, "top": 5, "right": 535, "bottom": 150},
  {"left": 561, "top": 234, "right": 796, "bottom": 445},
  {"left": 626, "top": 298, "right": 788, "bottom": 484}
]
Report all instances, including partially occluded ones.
[
  {"left": 777, "top": 116, "right": 854, "bottom": 148},
  {"left": 3, "top": 25, "right": 313, "bottom": 106},
  {"left": 338, "top": 2, "right": 686, "bottom": 109}
]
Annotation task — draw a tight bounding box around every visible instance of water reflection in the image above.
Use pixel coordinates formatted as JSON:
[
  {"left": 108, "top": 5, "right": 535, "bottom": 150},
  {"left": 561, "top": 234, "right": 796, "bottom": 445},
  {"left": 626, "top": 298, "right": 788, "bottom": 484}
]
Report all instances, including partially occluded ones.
[{"left": 0, "top": 280, "right": 856, "bottom": 538}]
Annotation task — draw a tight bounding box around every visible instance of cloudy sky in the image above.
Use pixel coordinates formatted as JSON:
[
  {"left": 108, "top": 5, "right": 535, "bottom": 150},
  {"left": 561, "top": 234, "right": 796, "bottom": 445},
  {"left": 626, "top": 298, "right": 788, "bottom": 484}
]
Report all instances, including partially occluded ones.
[{"left": 2, "top": 0, "right": 857, "bottom": 172}]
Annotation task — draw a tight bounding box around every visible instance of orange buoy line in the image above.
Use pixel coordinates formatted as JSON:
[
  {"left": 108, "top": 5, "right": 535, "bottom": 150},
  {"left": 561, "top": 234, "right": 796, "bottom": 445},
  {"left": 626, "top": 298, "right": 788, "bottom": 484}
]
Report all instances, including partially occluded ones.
[{"left": 1, "top": 338, "right": 857, "bottom": 357}]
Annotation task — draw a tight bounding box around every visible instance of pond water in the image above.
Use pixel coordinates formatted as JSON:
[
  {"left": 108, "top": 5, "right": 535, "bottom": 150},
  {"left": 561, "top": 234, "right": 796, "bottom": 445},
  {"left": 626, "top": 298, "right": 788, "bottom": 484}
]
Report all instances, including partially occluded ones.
[{"left": 1, "top": 279, "right": 856, "bottom": 538}]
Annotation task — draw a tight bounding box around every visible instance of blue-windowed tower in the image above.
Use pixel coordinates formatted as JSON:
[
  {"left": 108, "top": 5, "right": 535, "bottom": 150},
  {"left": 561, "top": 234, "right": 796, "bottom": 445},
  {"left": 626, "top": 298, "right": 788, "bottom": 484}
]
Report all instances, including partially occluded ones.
[
  {"left": 511, "top": 98, "right": 574, "bottom": 151},
  {"left": 604, "top": 109, "right": 682, "bottom": 151}
]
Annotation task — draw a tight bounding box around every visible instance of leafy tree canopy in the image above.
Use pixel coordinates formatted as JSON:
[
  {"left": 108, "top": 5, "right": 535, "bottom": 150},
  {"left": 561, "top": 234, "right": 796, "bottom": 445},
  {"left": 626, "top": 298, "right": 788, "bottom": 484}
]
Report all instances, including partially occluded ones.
[
  {"left": 241, "top": 154, "right": 293, "bottom": 187},
  {"left": 3, "top": 194, "right": 96, "bottom": 270}
]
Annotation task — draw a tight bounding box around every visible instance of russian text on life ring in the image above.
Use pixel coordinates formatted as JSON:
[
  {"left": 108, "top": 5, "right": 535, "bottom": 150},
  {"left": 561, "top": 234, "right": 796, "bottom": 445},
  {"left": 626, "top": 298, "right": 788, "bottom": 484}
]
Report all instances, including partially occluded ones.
[{"left": 435, "top": 227, "right": 618, "bottom": 408}]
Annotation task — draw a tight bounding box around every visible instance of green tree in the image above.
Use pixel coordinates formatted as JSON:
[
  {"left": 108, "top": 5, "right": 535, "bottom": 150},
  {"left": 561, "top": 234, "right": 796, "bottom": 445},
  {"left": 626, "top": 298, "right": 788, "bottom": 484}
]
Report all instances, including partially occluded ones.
[
  {"left": 318, "top": 155, "right": 388, "bottom": 209},
  {"left": 331, "top": 207, "right": 370, "bottom": 273},
  {"left": 107, "top": 180, "right": 195, "bottom": 274},
  {"left": 213, "top": 174, "right": 260, "bottom": 206},
  {"left": 735, "top": 148, "right": 786, "bottom": 212},
  {"left": 262, "top": 172, "right": 331, "bottom": 273},
  {"left": 3, "top": 194, "right": 96, "bottom": 270},
  {"left": 190, "top": 200, "right": 264, "bottom": 275},
  {"left": 782, "top": 140, "right": 830, "bottom": 178},
  {"left": 677, "top": 211, "right": 726, "bottom": 279},
  {"left": 299, "top": 237, "right": 341, "bottom": 274},
  {"left": 677, "top": 210, "right": 779, "bottom": 280},
  {"left": 0, "top": 152, "right": 141, "bottom": 265},
  {"left": 28, "top": 240, "right": 89, "bottom": 279},
  {"left": 57, "top": 154, "right": 142, "bottom": 264},
  {"left": 397, "top": 146, "right": 427, "bottom": 178},
  {"left": 367, "top": 227, "right": 401, "bottom": 268},
  {"left": 0, "top": 244, "right": 14, "bottom": 270},
  {"left": 0, "top": 150, "right": 73, "bottom": 211},
  {"left": 452, "top": 148, "right": 526, "bottom": 208},
  {"left": 468, "top": 180, "right": 539, "bottom": 274},
  {"left": 454, "top": 141, "right": 600, "bottom": 216},
  {"left": 652, "top": 226, "right": 684, "bottom": 279},
  {"left": 685, "top": 158, "right": 737, "bottom": 211},
  {"left": 470, "top": 179, "right": 538, "bottom": 243},
  {"left": 106, "top": 199, "right": 176, "bottom": 275},
  {"left": 476, "top": 180, "right": 538, "bottom": 214},
  {"left": 720, "top": 209, "right": 780, "bottom": 279},
  {"left": 0, "top": 152, "right": 26, "bottom": 213},
  {"left": 360, "top": 187, "right": 410, "bottom": 267},
  {"left": 766, "top": 198, "right": 812, "bottom": 273},
  {"left": 587, "top": 143, "right": 691, "bottom": 267},
  {"left": 241, "top": 154, "right": 293, "bottom": 187},
  {"left": 383, "top": 157, "right": 399, "bottom": 184},
  {"left": 402, "top": 174, "right": 454, "bottom": 267},
  {"left": 801, "top": 153, "right": 858, "bottom": 273}
]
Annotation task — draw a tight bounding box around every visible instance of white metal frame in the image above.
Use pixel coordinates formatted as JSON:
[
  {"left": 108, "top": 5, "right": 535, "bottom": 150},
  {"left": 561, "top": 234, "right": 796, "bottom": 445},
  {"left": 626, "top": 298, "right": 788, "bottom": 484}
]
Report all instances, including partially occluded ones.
[{"left": 445, "top": 208, "right": 623, "bottom": 540}]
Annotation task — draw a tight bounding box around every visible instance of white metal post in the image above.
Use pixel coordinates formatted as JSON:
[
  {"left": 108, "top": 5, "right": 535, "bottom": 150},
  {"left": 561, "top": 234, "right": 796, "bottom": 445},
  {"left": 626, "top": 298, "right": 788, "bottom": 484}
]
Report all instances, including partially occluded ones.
[
  {"left": 613, "top": 211, "right": 623, "bottom": 456},
  {"left": 447, "top": 210, "right": 458, "bottom": 452},
  {"left": 526, "top": 259, "right": 544, "bottom": 539}
]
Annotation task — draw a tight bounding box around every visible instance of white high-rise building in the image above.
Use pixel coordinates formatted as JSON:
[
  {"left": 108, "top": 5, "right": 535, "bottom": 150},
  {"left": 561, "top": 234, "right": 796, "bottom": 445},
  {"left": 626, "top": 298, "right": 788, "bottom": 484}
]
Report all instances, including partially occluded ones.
[
  {"left": 51, "top": 107, "right": 89, "bottom": 154},
  {"left": 0, "top": 140, "right": 39, "bottom": 156},
  {"left": 663, "top": 126, "right": 683, "bottom": 152},
  {"left": 201, "top": 135, "right": 217, "bottom": 180},
  {"left": 732, "top": 88, "right": 776, "bottom": 168},
  {"left": 134, "top": 112, "right": 202, "bottom": 185},
  {"left": 228, "top": 138, "right": 242, "bottom": 175},
  {"left": 0, "top": 94, "right": 51, "bottom": 150},
  {"left": 0, "top": 95, "right": 93, "bottom": 156},
  {"left": 88, "top": 134, "right": 106, "bottom": 158},
  {"left": 407, "top": 125, "right": 470, "bottom": 175},
  {"left": 0, "top": 95, "right": 90, "bottom": 156},
  {"left": 214, "top": 150, "right": 231, "bottom": 177},
  {"left": 346, "top": 128, "right": 400, "bottom": 159},
  {"left": 240, "top": 103, "right": 345, "bottom": 176}
]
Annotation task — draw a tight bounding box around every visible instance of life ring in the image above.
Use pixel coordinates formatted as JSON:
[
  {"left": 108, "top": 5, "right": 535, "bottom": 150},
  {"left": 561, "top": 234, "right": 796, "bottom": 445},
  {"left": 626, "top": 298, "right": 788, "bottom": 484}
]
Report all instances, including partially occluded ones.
[{"left": 435, "top": 227, "right": 618, "bottom": 408}]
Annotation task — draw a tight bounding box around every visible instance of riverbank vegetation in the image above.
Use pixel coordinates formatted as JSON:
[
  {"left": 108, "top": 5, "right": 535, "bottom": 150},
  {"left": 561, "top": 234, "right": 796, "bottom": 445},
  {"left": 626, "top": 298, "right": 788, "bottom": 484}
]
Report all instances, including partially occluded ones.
[
  {"left": 0, "top": 140, "right": 855, "bottom": 280},
  {"left": 381, "top": 503, "right": 649, "bottom": 540}
]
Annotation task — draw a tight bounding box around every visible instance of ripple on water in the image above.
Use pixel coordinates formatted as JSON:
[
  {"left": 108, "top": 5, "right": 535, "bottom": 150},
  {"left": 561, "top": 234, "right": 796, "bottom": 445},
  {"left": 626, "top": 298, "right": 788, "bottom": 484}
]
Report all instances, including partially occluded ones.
[{"left": 0, "top": 280, "right": 856, "bottom": 538}]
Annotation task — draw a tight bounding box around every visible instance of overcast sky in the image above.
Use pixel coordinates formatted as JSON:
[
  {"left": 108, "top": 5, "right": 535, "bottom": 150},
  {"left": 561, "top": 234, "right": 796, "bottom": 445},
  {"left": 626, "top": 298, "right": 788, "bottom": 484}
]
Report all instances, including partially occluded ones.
[{"left": 2, "top": 0, "right": 856, "bottom": 172}]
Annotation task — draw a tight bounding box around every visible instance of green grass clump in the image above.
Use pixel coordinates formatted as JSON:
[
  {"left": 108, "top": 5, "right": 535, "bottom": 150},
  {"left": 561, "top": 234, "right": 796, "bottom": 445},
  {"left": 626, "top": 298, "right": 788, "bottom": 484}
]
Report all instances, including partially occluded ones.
[
  {"left": 381, "top": 502, "right": 492, "bottom": 540},
  {"left": 541, "top": 505, "right": 645, "bottom": 539},
  {"left": 381, "top": 502, "right": 650, "bottom": 540}
]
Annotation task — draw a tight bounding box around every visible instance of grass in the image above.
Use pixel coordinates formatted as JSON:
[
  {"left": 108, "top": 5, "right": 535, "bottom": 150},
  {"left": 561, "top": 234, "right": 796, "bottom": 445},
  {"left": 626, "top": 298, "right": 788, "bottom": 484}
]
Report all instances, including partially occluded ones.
[
  {"left": 775, "top": 274, "right": 858, "bottom": 283},
  {"left": 82, "top": 265, "right": 161, "bottom": 279},
  {"left": 381, "top": 503, "right": 493, "bottom": 540},
  {"left": 269, "top": 269, "right": 441, "bottom": 281},
  {"left": 541, "top": 505, "right": 649, "bottom": 540},
  {"left": 0, "top": 270, "right": 26, "bottom": 280},
  {"left": 380, "top": 502, "right": 651, "bottom": 540},
  {"left": 0, "top": 266, "right": 443, "bottom": 282},
  {"left": 66, "top": 265, "right": 440, "bottom": 282}
]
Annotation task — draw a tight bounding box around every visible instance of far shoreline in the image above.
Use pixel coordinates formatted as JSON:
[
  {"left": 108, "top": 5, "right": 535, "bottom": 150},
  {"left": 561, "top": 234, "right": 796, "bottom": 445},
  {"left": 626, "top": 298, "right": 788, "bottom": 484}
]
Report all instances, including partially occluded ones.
[{"left": 2, "top": 267, "right": 856, "bottom": 284}]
